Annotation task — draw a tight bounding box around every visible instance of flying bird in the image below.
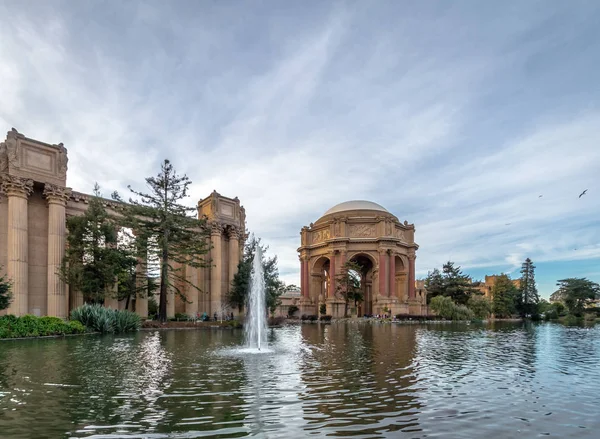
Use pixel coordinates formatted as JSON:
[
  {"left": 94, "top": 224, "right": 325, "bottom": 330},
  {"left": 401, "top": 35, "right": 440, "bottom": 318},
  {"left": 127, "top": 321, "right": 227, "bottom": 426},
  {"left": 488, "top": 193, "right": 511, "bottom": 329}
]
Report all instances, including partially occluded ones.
[
  {"left": 505, "top": 223, "right": 511, "bottom": 226},
  {"left": 579, "top": 189, "right": 588, "bottom": 198},
  {"left": 538, "top": 195, "right": 543, "bottom": 198}
]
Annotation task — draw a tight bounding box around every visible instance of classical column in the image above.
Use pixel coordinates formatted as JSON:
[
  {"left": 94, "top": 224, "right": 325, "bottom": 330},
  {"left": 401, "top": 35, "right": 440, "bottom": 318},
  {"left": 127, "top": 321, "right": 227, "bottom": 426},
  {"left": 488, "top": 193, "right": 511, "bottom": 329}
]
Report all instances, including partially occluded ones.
[
  {"left": 303, "top": 257, "right": 310, "bottom": 298},
  {"left": 3, "top": 176, "right": 33, "bottom": 316},
  {"left": 339, "top": 250, "right": 347, "bottom": 269},
  {"left": 408, "top": 254, "right": 416, "bottom": 299},
  {"left": 136, "top": 253, "right": 148, "bottom": 318},
  {"left": 44, "top": 184, "right": 71, "bottom": 317},
  {"left": 185, "top": 262, "right": 198, "bottom": 318},
  {"left": 378, "top": 250, "right": 387, "bottom": 296},
  {"left": 328, "top": 251, "right": 336, "bottom": 297},
  {"left": 228, "top": 227, "right": 240, "bottom": 294},
  {"left": 300, "top": 257, "right": 307, "bottom": 297},
  {"left": 210, "top": 223, "right": 222, "bottom": 314},
  {"left": 388, "top": 252, "right": 396, "bottom": 298}
]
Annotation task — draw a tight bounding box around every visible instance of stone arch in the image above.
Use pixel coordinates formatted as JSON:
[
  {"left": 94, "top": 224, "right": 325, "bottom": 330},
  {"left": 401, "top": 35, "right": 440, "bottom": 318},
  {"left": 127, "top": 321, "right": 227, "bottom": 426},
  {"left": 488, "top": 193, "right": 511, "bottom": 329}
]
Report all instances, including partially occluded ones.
[
  {"left": 347, "top": 252, "right": 376, "bottom": 316},
  {"left": 309, "top": 255, "right": 330, "bottom": 303},
  {"left": 393, "top": 254, "right": 409, "bottom": 301}
]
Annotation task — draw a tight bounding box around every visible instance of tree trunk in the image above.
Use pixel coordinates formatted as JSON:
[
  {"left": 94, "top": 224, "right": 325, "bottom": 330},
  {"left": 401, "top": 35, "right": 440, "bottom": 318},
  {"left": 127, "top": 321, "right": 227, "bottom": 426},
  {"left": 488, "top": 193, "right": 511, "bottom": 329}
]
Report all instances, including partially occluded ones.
[{"left": 159, "top": 250, "right": 169, "bottom": 323}]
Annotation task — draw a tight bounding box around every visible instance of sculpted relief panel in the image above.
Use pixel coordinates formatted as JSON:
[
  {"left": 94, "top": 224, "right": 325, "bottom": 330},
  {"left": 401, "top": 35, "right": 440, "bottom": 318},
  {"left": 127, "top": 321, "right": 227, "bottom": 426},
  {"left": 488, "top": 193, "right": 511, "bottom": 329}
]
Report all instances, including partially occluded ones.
[
  {"left": 348, "top": 224, "right": 376, "bottom": 238},
  {"left": 312, "top": 228, "right": 330, "bottom": 244},
  {"left": 394, "top": 228, "right": 405, "bottom": 240}
]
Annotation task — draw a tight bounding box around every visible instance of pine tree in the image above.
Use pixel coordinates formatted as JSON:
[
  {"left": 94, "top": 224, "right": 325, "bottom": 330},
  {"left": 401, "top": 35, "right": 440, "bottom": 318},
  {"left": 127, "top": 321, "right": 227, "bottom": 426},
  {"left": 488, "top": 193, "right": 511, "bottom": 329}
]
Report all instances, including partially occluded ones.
[
  {"left": 60, "top": 184, "right": 136, "bottom": 304},
  {"left": 517, "top": 258, "right": 539, "bottom": 317},
  {"left": 0, "top": 268, "right": 11, "bottom": 311},
  {"left": 120, "top": 160, "right": 211, "bottom": 322},
  {"left": 334, "top": 261, "right": 364, "bottom": 317}
]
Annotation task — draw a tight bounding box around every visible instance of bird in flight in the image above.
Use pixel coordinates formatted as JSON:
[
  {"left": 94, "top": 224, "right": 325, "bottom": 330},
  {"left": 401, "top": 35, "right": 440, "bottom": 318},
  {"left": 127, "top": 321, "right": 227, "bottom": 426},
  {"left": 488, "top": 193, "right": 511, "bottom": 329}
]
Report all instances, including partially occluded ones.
[
  {"left": 579, "top": 189, "right": 588, "bottom": 198},
  {"left": 538, "top": 195, "right": 543, "bottom": 198},
  {"left": 505, "top": 223, "right": 511, "bottom": 226}
]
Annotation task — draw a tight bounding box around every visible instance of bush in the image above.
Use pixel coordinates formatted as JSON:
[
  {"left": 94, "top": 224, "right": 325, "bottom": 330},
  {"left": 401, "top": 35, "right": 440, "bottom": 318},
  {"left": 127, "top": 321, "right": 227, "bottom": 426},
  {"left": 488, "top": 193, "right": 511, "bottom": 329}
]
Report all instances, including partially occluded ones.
[
  {"left": 301, "top": 314, "right": 318, "bottom": 322},
  {"left": 319, "top": 315, "right": 332, "bottom": 322},
  {"left": 430, "top": 296, "right": 474, "bottom": 321},
  {"left": 71, "top": 303, "right": 140, "bottom": 334},
  {"left": 287, "top": 305, "right": 299, "bottom": 317},
  {"left": 148, "top": 296, "right": 158, "bottom": 320},
  {"left": 172, "top": 313, "right": 189, "bottom": 321},
  {"left": 0, "top": 314, "right": 86, "bottom": 339},
  {"left": 467, "top": 295, "right": 492, "bottom": 319},
  {"left": 319, "top": 304, "right": 327, "bottom": 315}
]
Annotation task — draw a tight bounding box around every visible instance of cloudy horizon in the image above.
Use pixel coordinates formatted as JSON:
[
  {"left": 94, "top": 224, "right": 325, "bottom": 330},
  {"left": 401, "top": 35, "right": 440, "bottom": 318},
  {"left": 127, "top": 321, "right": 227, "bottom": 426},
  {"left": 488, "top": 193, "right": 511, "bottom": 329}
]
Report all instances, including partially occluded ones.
[{"left": 1, "top": 1, "right": 598, "bottom": 298}]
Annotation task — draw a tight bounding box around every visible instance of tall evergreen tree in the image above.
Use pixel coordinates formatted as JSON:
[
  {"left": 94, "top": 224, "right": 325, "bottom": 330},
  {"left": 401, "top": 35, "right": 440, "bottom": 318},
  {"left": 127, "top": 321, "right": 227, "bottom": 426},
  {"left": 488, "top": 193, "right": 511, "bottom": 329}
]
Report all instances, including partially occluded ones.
[
  {"left": 334, "top": 261, "right": 364, "bottom": 317},
  {"left": 0, "top": 268, "right": 11, "bottom": 311},
  {"left": 425, "top": 261, "right": 478, "bottom": 305},
  {"left": 228, "top": 235, "right": 286, "bottom": 315},
  {"left": 517, "top": 258, "right": 539, "bottom": 317},
  {"left": 60, "top": 184, "right": 136, "bottom": 304},
  {"left": 120, "top": 160, "right": 211, "bottom": 322}
]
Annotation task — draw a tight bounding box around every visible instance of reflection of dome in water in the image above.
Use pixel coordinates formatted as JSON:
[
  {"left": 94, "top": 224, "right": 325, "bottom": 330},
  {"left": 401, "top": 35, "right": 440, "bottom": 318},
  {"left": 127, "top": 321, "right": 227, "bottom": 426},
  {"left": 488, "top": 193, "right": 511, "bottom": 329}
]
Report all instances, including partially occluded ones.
[{"left": 322, "top": 200, "right": 389, "bottom": 216}]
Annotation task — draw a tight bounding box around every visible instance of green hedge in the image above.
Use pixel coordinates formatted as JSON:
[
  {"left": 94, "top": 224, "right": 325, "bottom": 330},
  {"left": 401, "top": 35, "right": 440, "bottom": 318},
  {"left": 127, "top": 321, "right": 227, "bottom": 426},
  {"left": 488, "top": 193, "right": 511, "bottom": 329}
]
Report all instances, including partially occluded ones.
[
  {"left": 0, "top": 315, "right": 86, "bottom": 339},
  {"left": 71, "top": 303, "right": 141, "bottom": 334}
]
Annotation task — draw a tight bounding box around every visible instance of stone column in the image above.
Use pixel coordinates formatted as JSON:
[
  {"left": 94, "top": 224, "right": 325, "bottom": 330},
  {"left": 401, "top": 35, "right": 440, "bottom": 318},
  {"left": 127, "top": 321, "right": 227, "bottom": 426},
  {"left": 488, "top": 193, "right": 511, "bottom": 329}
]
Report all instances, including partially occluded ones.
[
  {"left": 185, "top": 262, "right": 198, "bottom": 318},
  {"left": 378, "top": 250, "right": 387, "bottom": 297},
  {"left": 136, "top": 253, "right": 148, "bottom": 318},
  {"left": 339, "top": 250, "right": 347, "bottom": 270},
  {"left": 210, "top": 223, "right": 222, "bottom": 314},
  {"left": 3, "top": 176, "right": 33, "bottom": 316},
  {"left": 408, "top": 254, "right": 416, "bottom": 299},
  {"left": 388, "top": 252, "right": 396, "bottom": 298},
  {"left": 228, "top": 227, "right": 240, "bottom": 295},
  {"left": 44, "top": 184, "right": 71, "bottom": 318},
  {"left": 300, "top": 257, "right": 307, "bottom": 297},
  {"left": 328, "top": 252, "right": 336, "bottom": 297}
]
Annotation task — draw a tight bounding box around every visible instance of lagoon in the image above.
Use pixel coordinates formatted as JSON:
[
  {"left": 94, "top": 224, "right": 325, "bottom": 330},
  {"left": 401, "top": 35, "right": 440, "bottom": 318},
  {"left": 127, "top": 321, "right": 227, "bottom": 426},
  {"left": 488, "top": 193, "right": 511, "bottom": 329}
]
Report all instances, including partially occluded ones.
[{"left": 1, "top": 322, "right": 599, "bottom": 438}]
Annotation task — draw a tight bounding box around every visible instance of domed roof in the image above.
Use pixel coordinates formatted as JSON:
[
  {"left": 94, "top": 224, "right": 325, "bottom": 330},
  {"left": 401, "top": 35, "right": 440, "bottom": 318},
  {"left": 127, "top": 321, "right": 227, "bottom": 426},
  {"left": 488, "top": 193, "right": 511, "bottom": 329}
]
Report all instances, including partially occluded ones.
[{"left": 322, "top": 200, "right": 389, "bottom": 216}]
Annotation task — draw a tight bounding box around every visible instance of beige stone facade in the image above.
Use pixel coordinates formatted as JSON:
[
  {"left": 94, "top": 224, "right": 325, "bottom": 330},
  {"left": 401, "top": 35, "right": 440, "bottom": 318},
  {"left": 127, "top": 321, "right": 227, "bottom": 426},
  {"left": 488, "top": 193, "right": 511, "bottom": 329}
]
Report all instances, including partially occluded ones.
[
  {"left": 297, "top": 201, "right": 426, "bottom": 318},
  {"left": 0, "top": 128, "right": 245, "bottom": 319}
]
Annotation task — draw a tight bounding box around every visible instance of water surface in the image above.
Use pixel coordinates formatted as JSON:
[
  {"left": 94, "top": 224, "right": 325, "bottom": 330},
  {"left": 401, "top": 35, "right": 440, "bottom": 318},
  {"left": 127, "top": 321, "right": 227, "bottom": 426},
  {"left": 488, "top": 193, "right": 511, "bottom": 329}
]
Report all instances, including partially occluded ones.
[{"left": 1, "top": 322, "right": 599, "bottom": 438}]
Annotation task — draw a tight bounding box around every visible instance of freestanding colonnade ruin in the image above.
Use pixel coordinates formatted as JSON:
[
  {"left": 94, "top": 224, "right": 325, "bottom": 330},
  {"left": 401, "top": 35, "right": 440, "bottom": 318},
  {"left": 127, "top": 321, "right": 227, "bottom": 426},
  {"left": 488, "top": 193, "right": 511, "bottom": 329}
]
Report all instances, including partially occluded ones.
[{"left": 0, "top": 128, "right": 245, "bottom": 318}]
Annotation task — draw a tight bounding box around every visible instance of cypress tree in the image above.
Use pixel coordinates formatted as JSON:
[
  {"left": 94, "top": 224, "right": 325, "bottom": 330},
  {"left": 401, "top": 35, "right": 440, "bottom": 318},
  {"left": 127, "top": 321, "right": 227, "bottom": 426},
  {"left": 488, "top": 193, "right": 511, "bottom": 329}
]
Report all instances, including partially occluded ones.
[{"left": 517, "top": 258, "right": 539, "bottom": 317}]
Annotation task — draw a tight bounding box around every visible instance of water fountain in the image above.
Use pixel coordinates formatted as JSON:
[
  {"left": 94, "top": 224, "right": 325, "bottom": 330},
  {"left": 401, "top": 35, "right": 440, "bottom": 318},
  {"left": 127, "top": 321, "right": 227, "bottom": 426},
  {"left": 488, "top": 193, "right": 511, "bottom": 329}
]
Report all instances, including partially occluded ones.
[{"left": 244, "top": 246, "right": 268, "bottom": 351}]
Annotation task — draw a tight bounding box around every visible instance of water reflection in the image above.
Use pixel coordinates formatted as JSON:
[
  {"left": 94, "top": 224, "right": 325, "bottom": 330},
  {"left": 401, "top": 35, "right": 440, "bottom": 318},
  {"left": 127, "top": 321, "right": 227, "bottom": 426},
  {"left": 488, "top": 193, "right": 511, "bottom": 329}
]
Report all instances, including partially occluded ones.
[{"left": 1, "top": 322, "right": 600, "bottom": 438}]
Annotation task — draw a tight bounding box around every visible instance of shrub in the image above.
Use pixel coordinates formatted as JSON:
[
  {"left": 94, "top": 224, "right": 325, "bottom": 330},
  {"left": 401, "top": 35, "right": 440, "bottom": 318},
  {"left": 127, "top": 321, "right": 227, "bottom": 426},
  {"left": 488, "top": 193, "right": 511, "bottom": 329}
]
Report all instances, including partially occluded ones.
[
  {"left": 319, "top": 315, "right": 332, "bottom": 322},
  {"left": 71, "top": 303, "right": 140, "bottom": 334},
  {"left": 0, "top": 314, "right": 86, "bottom": 339},
  {"left": 319, "top": 304, "right": 327, "bottom": 315},
  {"left": 287, "top": 305, "right": 299, "bottom": 317},
  {"left": 467, "top": 295, "right": 492, "bottom": 319},
  {"left": 173, "top": 313, "right": 189, "bottom": 321}
]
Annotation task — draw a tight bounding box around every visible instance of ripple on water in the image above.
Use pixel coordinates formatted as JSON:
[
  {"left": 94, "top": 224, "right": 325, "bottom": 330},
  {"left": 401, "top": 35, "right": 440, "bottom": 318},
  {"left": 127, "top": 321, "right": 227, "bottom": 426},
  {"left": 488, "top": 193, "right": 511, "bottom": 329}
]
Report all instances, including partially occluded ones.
[{"left": 1, "top": 323, "right": 600, "bottom": 438}]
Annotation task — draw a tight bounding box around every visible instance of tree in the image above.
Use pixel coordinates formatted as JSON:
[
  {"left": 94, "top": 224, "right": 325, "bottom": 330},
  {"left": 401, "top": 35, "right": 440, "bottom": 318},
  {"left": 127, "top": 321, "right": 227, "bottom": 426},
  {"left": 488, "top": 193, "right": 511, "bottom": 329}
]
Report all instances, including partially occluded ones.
[
  {"left": 553, "top": 278, "right": 600, "bottom": 317},
  {"left": 425, "top": 261, "right": 478, "bottom": 305},
  {"left": 517, "top": 258, "right": 539, "bottom": 317},
  {"left": 119, "top": 160, "right": 211, "bottom": 322},
  {"left": 227, "top": 235, "right": 285, "bottom": 315},
  {"left": 334, "top": 261, "right": 364, "bottom": 317},
  {"left": 0, "top": 269, "right": 11, "bottom": 311},
  {"left": 430, "top": 295, "right": 474, "bottom": 320},
  {"left": 467, "top": 295, "right": 492, "bottom": 319},
  {"left": 60, "top": 184, "right": 137, "bottom": 304},
  {"left": 491, "top": 274, "right": 518, "bottom": 318},
  {"left": 287, "top": 304, "right": 299, "bottom": 317}
]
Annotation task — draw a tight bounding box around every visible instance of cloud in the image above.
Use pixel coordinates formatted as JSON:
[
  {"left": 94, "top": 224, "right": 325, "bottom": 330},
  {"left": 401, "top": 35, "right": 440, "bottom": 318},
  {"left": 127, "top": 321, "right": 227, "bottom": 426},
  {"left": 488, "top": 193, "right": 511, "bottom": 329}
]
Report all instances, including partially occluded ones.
[{"left": 1, "top": 1, "right": 599, "bottom": 295}]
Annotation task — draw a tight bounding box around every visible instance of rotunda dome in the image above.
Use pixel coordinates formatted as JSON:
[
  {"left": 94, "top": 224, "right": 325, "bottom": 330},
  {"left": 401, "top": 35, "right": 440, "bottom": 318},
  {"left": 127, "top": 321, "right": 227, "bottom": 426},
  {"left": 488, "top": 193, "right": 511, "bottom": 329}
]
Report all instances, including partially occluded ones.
[{"left": 322, "top": 200, "right": 389, "bottom": 217}]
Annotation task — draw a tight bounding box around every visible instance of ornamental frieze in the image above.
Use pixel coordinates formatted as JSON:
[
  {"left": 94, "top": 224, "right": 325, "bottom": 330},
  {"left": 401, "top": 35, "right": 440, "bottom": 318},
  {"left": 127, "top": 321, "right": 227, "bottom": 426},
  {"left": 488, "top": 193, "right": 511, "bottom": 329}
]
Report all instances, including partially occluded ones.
[
  {"left": 312, "top": 228, "right": 330, "bottom": 244},
  {"left": 348, "top": 223, "right": 376, "bottom": 238}
]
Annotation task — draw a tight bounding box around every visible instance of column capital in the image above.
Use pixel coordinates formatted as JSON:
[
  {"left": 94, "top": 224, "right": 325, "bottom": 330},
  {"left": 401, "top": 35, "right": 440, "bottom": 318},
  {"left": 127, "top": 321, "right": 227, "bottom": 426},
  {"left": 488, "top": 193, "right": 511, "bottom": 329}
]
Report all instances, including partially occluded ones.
[
  {"left": 228, "top": 226, "right": 241, "bottom": 240},
  {"left": 408, "top": 253, "right": 417, "bottom": 261},
  {"left": 43, "top": 183, "right": 72, "bottom": 206},
  {"left": 1, "top": 175, "right": 33, "bottom": 198},
  {"left": 210, "top": 222, "right": 223, "bottom": 236}
]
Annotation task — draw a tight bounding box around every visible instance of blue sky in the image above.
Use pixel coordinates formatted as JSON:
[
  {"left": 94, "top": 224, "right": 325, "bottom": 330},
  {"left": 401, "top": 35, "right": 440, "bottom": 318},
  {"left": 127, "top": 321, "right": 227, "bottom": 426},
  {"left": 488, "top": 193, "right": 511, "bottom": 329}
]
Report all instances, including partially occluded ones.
[{"left": 1, "top": 1, "right": 599, "bottom": 298}]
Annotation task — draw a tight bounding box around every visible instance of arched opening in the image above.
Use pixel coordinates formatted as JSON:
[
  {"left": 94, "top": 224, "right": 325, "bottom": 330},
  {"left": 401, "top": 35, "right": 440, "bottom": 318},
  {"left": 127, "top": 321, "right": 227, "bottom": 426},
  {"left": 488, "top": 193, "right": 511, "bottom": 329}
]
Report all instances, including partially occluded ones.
[
  {"left": 393, "top": 255, "right": 408, "bottom": 301},
  {"left": 310, "top": 256, "right": 330, "bottom": 304},
  {"left": 348, "top": 253, "right": 376, "bottom": 316}
]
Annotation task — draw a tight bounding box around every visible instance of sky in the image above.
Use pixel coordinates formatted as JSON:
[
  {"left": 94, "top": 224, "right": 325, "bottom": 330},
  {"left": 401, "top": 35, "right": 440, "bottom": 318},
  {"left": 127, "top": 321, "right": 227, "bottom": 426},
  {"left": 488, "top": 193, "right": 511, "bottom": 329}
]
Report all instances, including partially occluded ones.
[{"left": 1, "top": 1, "right": 599, "bottom": 299}]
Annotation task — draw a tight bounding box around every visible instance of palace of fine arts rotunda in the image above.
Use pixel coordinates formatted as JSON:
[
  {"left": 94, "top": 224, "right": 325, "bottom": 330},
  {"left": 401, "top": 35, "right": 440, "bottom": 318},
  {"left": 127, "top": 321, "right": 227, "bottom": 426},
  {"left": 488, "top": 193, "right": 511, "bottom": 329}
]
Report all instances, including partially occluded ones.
[
  {"left": 0, "top": 128, "right": 245, "bottom": 318},
  {"left": 297, "top": 200, "right": 427, "bottom": 318}
]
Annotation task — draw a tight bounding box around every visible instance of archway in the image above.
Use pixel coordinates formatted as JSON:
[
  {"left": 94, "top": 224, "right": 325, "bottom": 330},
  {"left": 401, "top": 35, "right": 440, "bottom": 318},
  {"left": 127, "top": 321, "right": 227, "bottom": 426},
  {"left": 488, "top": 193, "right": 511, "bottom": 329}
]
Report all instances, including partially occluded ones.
[
  {"left": 310, "top": 256, "right": 331, "bottom": 305},
  {"left": 348, "top": 253, "right": 376, "bottom": 316}
]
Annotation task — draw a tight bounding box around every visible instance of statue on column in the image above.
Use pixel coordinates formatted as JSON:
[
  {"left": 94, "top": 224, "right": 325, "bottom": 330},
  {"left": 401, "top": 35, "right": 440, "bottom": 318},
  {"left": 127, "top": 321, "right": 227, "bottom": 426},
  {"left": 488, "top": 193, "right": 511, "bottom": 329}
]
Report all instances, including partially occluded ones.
[{"left": 56, "top": 143, "right": 68, "bottom": 177}]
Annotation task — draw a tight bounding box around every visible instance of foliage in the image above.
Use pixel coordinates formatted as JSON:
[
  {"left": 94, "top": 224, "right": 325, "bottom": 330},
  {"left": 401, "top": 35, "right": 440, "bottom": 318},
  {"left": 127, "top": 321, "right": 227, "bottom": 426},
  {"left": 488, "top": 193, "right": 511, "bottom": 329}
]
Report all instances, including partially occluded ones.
[
  {"left": 0, "top": 315, "right": 86, "bottom": 339},
  {"left": 467, "top": 295, "right": 492, "bottom": 319},
  {"left": 491, "top": 274, "right": 519, "bottom": 318},
  {"left": 228, "top": 235, "right": 286, "bottom": 315},
  {"left": 516, "top": 258, "right": 539, "bottom": 317},
  {"left": 0, "top": 268, "right": 11, "bottom": 311},
  {"left": 70, "top": 303, "right": 141, "bottom": 333},
  {"left": 552, "top": 278, "right": 600, "bottom": 317},
  {"left": 425, "top": 261, "right": 479, "bottom": 305},
  {"left": 430, "top": 295, "right": 474, "bottom": 320},
  {"left": 148, "top": 295, "right": 158, "bottom": 319},
  {"left": 334, "top": 261, "right": 364, "bottom": 318},
  {"left": 172, "top": 312, "right": 189, "bottom": 321},
  {"left": 287, "top": 305, "right": 299, "bottom": 317},
  {"left": 319, "top": 315, "right": 332, "bottom": 322},
  {"left": 117, "top": 160, "right": 211, "bottom": 322},
  {"left": 319, "top": 303, "right": 327, "bottom": 315},
  {"left": 544, "top": 302, "right": 566, "bottom": 320},
  {"left": 60, "top": 184, "right": 138, "bottom": 304},
  {"left": 537, "top": 298, "right": 552, "bottom": 315},
  {"left": 301, "top": 314, "right": 318, "bottom": 322}
]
